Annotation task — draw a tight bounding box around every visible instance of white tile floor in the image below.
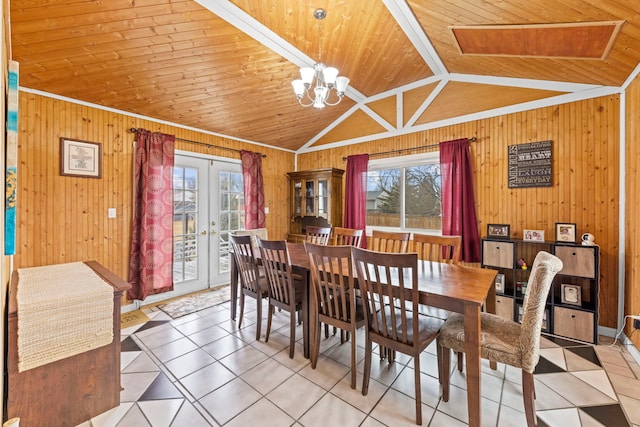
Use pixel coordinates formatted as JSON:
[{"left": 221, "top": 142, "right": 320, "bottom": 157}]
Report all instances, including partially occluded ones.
[{"left": 80, "top": 294, "right": 640, "bottom": 426}]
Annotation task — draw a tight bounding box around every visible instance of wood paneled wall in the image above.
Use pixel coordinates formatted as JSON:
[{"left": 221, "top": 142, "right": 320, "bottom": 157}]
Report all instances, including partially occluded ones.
[
  {"left": 625, "top": 74, "right": 640, "bottom": 347},
  {"left": 298, "top": 96, "right": 621, "bottom": 329},
  {"left": 14, "top": 93, "right": 295, "bottom": 300}
]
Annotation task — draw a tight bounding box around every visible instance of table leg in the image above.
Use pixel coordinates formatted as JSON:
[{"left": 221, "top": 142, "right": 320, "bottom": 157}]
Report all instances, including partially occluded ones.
[
  {"left": 464, "top": 302, "right": 482, "bottom": 427},
  {"left": 230, "top": 255, "right": 238, "bottom": 320},
  {"left": 301, "top": 270, "right": 310, "bottom": 359}
]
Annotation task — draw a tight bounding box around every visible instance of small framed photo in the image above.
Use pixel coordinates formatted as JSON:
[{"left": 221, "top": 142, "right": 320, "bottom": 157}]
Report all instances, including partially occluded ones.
[
  {"left": 60, "top": 137, "right": 102, "bottom": 178},
  {"left": 561, "top": 283, "right": 582, "bottom": 306},
  {"left": 494, "top": 274, "right": 505, "bottom": 293},
  {"left": 487, "top": 224, "right": 510, "bottom": 240},
  {"left": 523, "top": 229, "right": 545, "bottom": 242},
  {"left": 555, "top": 223, "right": 577, "bottom": 243}
]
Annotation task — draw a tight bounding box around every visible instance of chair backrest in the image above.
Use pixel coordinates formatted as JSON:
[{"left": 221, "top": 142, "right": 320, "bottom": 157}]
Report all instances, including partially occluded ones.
[
  {"left": 412, "top": 233, "right": 462, "bottom": 264},
  {"left": 305, "top": 242, "right": 356, "bottom": 325},
  {"left": 351, "top": 246, "right": 419, "bottom": 348},
  {"left": 230, "top": 234, "right": 262, "bottom": 294},
  {"left": 257, "top": 239, "right": 297, "bottom": 306},
  {"left": 305, "top": 226, "right": 332, "bottom": 245},
  {"left": 370, "top": 230, "right": 411, "bottom": 253},
  {"left": 332, "top": 227, "right": 363, "bottom": 247},
  {"left": 231, "top": 228, "right": 268, "bottom": 252},
  {"left": 519, "top": 251, "right": 563, "bottom": 372}
]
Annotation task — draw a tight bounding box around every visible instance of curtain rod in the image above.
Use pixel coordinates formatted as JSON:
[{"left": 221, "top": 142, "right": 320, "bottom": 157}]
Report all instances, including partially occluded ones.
[
  {"left": 128, "top": 128, "right": 266, "bottom": 158},
  {"left": 342, "top": 136, "right": 477, "bottom": 161}
]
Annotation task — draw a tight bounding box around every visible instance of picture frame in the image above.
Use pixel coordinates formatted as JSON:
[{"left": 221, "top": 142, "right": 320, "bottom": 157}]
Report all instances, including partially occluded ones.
[
  {"left": 523, "top": 229, "right": 545, "bottom": 242},
  {"left": 487, "top": 223, "right": 510, "bottom": 240},
  {"left": 555, "top": 222, "right": 577, "bottom": 243},
  {"left": 60, "top": 137, "right": 102, "bottom": 178},
  {"left": 494, "top": 273, "right": 505, "bottom": 293},
  {"left": 561, "top": 283, "right": 582, "bottom": 306}
]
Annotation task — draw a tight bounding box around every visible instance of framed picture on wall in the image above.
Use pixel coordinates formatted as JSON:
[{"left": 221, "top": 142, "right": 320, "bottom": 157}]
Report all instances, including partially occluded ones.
[
  {"left": 555, "top": 223, "right": 576, "bottom": 243},
  {"left": 561, "top": 284, "right": 582, "bottom": 306},
  {"left": 487, "top": 224, "right": 510, "bottom": 240},
  {"left": 60, "top": 137, "right": 102, "bottom": 179}
]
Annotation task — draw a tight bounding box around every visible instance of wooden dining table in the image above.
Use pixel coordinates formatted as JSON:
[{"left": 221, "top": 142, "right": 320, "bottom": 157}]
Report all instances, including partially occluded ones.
[{"left": 230, "top": 242, "right": 497, "bottom": 427}]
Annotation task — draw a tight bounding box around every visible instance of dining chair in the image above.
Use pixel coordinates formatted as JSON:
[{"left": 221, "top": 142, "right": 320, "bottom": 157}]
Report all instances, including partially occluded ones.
[
  {"left": 332, "top": 227, "right": 363, "bottom": 247},
  {"left": 352, "top": 246, "right": 444, "bottom": 425},
  {"left": 229, "top": 234, "right": 269, "bottom": 340},
  {"left": 438, "top": 251, "right": 562, "bottom": 427},
  {"left": 369, "top": 230, "right": 410, "bottom": 253},
  {"left": 305, "top": 242, "right": 365, "bottom": 388},
  {"left": 412, "top": 233, "right": 461, "bottom": 264},
  {"left": 257, "top": 238, "right": 304, "bottom": 359},
  {"left": 305, "top": 226, "right": 332, "bottom": 245}
]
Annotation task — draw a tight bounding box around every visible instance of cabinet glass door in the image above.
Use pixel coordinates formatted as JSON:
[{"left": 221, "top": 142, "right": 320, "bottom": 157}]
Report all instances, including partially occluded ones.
[
  {"left": 293, "top": 180, "right": 303, "bottom": 216},
  {"left": 305, "top": 181, "right": 315, "bottom": 215},
  {"left": 317, "top": 179, "right": 328, "bottom": 218}
]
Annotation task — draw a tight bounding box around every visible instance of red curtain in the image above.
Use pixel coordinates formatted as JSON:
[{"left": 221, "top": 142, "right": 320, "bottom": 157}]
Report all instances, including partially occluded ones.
[
  {"left": 128, "top": 129, "right": 175, "bottom": 300},
  {"left": 241, "top": 150, "right": 266, "bottom": 229},
  {"left": 344, "top": 154, "right": 369, "bottom": 248},
  {"left": 440, "top": 138, "right": 481, "bottom": 262}
]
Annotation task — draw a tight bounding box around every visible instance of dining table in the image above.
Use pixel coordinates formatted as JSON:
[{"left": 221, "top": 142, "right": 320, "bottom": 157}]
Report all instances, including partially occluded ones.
[{"left": 229, "top": 242, "right": 497, "bottom": 427}]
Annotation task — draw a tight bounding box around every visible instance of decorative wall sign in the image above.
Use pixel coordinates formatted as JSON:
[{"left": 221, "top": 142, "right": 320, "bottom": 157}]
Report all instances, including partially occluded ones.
[
  {"left": 60, "top": 138, "right": 102, "bottom": 178},
  {"left": 5, "top": 60, "right": 19, "bottom": 255},
  {"left": 508, "top": 140, "right": 552, "bottom": 188}
]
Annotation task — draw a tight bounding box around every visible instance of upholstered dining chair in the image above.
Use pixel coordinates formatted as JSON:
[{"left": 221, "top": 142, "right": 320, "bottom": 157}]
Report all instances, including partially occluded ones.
[
  {"left": 438, "top": 251, "right": 562, "bottom": 427},
  {"left": 369, "top": 230, "right": 411, "bottom": 253},
  {"left": 305, "top": 226, "right": 332, "bottom": 245},
  {"left": 305, "top": 242, "right": 365, "bottom": 388},
  {"left": 257, "top": 238, "right": 304, "bottom": 359},
  {"left": 352, "top": 246, "right": 444, "bottom": 425},
  {"left": 229, "top": 234, "right": 269, "bottom": 341},
  {"left": 412, "top": 233, "right": 461, "bottom": 264},
  {"left": 332, "top": 227, "right": 364, "bottom": 247}
]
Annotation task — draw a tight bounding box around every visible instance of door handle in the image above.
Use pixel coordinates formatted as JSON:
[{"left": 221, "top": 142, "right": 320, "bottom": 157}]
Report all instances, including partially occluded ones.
[
  {"left": 200, "top": 230, "right": 207, "bottom": 236},
  {"left": 210, "top": 229, "right": 217, "bottom": 235}
]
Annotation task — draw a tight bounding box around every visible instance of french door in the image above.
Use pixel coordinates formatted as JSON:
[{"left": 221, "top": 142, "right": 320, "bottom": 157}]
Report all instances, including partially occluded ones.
[{"left": 144, "top": 153, "right": 244, "bottom": 304}]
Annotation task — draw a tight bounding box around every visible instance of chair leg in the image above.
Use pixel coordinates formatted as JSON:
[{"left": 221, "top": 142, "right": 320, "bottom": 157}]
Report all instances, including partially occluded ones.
[
  {"left": 265, "top": 303, "right": 274, "bottom": 342},
  {"left": 255, "top": 296, "right": 262, "bottom": 341},
  {"left": 289, "top": 309, "right": 296, "bottom": 359},
  {"left": 441, "top": 344, "right": 451, "bottom": 402},
  {"left": 457, "top": 351, "right": 463, "bottom": 373},
  {"left": 238, "top": 293, "right": 245, "bottom": 328},
  {"left": 349, "top": 329, "right": 357, "bottom": 389},
  {"left": 362, "top": 338, "right": 372, "bottom": 395},
  {"left": 311, "top": 320, "right": 321, "bottom": 369},
  {"left": 522, "top": 371, "right": 537, "bottom": 427},
  {"left": 414, "top": 355, "right": 422, "bottom": 425}
]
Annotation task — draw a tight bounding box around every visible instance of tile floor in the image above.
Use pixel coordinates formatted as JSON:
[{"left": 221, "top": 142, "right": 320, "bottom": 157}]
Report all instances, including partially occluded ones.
[{"left": 79, "top": 294, "right": 640, "bottom": 426}]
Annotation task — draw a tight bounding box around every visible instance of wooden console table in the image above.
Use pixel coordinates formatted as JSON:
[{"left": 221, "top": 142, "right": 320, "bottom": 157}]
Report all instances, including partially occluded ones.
[{"left": 6, "top": 261, "right": 131, "bottom": 427}]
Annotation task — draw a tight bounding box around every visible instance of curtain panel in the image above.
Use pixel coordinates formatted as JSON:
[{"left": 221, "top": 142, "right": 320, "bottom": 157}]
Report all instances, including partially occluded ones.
[
  {"left": 128, "top": 129, "right": 175, "bottom": 300},
  {"left": 440, "top": 138, "right": 481, "bottom": 262},
  {"left": 344, "top": 154, "right": 369, "bottom": 248},
  {"left": 241, "top": 150, "right": 266, "bottom": 229}
]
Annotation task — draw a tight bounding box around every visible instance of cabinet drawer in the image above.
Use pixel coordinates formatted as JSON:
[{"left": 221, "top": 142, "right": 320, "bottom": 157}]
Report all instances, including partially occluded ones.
[
  {"left": 495, "top": 296, "right": 514, "bottom": 321},
  {"left": 482, "top": 241, "right": 514, "bottom": 268},
  {"left": 554, "top": 246, "right": 596, "bottom": 278},
  {"left": 553, "top": 306, "right": 594, "bottom": 343}
]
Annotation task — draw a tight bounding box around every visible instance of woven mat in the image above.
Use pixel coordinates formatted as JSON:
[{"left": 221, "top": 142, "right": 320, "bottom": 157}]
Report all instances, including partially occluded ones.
[
  {"left": 17, "top": 262, "right": 114, "bottom": 372},
  {"left": 158, "top": 285, "right": 231, "bottom": 319}
]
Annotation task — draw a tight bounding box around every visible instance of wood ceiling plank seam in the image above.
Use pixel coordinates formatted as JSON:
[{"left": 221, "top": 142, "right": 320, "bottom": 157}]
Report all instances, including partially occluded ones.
[
  {"left": 359, "top": 104, "right": 396, "bottom": 132},
  {"left": 405, "top": 79, "right": 448, "bottom": 128}
]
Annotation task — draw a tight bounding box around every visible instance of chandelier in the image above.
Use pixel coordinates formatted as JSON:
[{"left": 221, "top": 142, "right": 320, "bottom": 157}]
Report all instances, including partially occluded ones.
[{"left": 291, "top": 9, "right": 350, "bottom": 109}]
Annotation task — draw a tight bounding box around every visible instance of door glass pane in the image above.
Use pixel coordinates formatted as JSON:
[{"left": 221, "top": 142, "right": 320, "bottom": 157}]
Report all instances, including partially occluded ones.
[
  {"left": 317, "top": 179, "right": 328, "bottom": 217},
  {"left": 219, "top": 171, "right": 245, "bottom": 274},
  {"left": 173, "top": 166, "right": 199, "bottom": 283},
  {"left": 305, "top": 181, "right": 315, "bottom": 215}
]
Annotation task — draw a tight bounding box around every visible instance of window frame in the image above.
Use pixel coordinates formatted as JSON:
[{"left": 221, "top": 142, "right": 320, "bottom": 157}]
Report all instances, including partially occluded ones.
[{"left": 366, "top": 151, "right": 442, "bottom": 235}]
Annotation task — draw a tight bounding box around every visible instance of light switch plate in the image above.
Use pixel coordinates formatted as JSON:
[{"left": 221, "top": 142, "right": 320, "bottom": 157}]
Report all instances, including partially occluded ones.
[{"left": 108, "top": 208, "right": 116, "bottom": 218}]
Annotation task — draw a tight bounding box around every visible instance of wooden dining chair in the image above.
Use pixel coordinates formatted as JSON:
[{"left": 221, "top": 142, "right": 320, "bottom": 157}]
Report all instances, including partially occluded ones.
[
  {"left": 332, "top": 227, "right": 363, "bottom": 247},
  {"left": 229, "top": 234, "right": 269, "bottom": 340},
  {"left": 438, "top": 251, "right": 562, "bottom": 427},
  {"left": 352, "top": 246, "right": 444, "bottom": 425},
  {"left": 305, "top": 242, "right": 365, "bottom": 388},
  {"left": 412, "top": 233, "right": 461, "bottom": 264},
  {"left": 305, "top": 226, "right": 332, "bottom": 245},
  {"left": 231, "top": 228, "right": 268, "bottom": 252},
  {"left": 257, "top": 238, "right": 304, "bottom": 359},
  {"left": 369, "top": 230, "right": 410, "bottom": 253}
]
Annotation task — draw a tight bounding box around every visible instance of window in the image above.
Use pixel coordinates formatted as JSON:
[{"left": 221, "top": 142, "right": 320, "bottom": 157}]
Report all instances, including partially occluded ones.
[{"left": 366, "top": 152, "right": 441, "bottom": 232}]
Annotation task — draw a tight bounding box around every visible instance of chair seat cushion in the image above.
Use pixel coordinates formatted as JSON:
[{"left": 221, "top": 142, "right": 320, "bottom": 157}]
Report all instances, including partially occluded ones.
[{"left": 438, "top": 312, "right": 523, "bottom": 369}]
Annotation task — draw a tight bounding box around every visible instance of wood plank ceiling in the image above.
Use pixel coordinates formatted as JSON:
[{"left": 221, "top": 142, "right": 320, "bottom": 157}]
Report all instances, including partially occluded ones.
[{"left": 9, "top": 0, "right": 640, "bottom": 152}]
